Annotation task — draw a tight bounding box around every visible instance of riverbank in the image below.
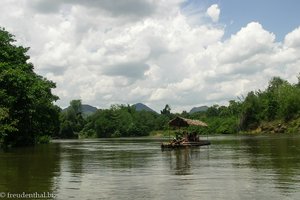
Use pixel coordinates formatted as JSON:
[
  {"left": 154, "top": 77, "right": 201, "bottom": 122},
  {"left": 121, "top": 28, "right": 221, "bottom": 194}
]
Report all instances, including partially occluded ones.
[
  {"left": 150, "top": 117, "right": 300, "bottom": 137},
  {"left": 243, "top": 118, "right": 300, "bottom": 135}
]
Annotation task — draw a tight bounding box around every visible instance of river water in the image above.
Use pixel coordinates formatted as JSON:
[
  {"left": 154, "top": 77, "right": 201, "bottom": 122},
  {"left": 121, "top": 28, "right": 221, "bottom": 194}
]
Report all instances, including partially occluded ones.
[{"left": 1, "top": 135, "right": 300, "bottom": 200}]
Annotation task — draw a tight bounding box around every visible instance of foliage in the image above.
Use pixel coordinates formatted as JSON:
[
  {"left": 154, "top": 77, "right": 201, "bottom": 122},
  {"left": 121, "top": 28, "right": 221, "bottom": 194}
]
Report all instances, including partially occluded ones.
[
  {"left": 185, "top": 75, "right": 300, "bottom": 135},
  {"left": 238, "top": 77, "right": 300, "bottom": 130},
  {"left": 36, "top": 135, "right": 51, "bottom": 144},
  {"left": 276, "top": 82, "right": 300, "bottom": 120},
  {"left": 0, "top": 27, "right": 60, "bottom": 147},
  {"left": 78, "top": 104, "right": 165, "bottom": 138},
  {"left": 187, "top": 103, "right": 241, "bottom": 135},
  {"left": 161, "top": 104, "right": 171, "bottom": 116},
  {"left": 59, "top": 100, "right": 85, "bottom": 138}
]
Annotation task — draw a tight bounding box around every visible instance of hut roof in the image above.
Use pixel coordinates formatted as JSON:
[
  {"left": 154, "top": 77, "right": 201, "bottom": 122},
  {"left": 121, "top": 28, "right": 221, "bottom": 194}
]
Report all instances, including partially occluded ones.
[{"left": 169, "top": 116, "right": 208, "bottom": 127}]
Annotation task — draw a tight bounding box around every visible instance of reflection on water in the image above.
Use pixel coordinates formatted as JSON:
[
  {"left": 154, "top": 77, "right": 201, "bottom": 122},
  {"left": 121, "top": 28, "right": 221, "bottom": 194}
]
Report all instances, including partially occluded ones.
[
  {"left": 241, "top": 136, "right": 300, "bottom": 194},
  {"left": 1, "top": 136, "right": 300, "bottom": 199},
  {"left": 0, "top": 144, "right": 61, "bottom": 195},
  {"left": 163, "top": 147, "right": 204, "bottom": 175}
]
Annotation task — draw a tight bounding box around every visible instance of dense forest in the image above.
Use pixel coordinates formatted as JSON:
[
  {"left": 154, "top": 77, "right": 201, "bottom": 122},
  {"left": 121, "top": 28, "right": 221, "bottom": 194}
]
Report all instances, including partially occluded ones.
[
  {"left": 59, "top": 101, "right": 170, "bottom": 139},
  {"left": 1, "top": 28, "right": 300, "bottom": 148}
]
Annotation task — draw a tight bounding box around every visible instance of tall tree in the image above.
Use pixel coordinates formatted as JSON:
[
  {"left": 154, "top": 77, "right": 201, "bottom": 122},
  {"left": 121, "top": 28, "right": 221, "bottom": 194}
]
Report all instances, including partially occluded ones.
[
  {"left": 0, "top": 27, "right": 59, "bottom": 147},
  {"left": 59, "top": 99, "right": 85, "bottom": 138},
  {"left": 70, "top": 99, "right": 82, "bottom": 115}
]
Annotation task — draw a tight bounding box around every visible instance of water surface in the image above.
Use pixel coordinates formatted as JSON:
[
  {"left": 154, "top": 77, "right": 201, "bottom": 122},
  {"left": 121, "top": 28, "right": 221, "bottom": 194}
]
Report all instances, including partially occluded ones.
[{"left": 1, "top": 135, "right": 300, "bottom": 199}]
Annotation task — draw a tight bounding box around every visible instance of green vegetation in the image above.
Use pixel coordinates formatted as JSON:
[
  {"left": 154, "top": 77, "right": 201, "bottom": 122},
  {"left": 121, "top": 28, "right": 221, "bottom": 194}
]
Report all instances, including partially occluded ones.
[
  {"left": 188, "top": 101, "right": 240, "bottom": 135},
  {"left": 188, "top": 76, "right": 300, "bottom": 135},
  {"left": 59, "top": 100, "right": 86, "bottom": 138},
  {"left": 148, "top": 76, "right": 300, "bottom": 136},
  {"left": 79, "top": 104, "right": 169, "bottom": 138},
  {"left": 0, "top": 27, "right": 60, "bottom": 148}
]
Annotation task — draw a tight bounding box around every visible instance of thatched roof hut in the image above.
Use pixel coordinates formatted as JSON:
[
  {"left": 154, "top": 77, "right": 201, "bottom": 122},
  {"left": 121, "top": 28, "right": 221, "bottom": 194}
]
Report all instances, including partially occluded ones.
[{"left": 169, "top": 116, "right": 208, "bottom": 128}]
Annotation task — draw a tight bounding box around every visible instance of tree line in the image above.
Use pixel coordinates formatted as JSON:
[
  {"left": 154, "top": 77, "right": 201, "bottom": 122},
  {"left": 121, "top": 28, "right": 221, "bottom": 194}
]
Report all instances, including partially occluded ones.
[
  {"left": 1, "top": 27, "right": 300, "bottom": 148},
  {"left": 59, "top": 101, "right": 170, "bottom": 139},
  {"left": 187, "top": 76, "right": 300, "bottom": 135}
]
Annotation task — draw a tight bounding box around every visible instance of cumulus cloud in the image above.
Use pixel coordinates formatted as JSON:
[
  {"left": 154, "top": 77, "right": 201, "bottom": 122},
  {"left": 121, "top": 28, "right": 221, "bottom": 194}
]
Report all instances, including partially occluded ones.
[
  {"left": 284, "top": 26, "right": 300, "bottom": 48},
  {"left": 0, "top": 1, "right": 299, "bottom": 112},
  {"left": 218, "top": 22, "right": 276, "bottom": 64},
  {"left": 206, "top": 4, "right": 220, "bottom": 22}
]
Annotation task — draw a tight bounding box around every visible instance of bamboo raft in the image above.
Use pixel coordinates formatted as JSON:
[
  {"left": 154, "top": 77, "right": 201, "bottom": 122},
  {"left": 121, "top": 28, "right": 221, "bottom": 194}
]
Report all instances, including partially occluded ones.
[{"left": 161, "top": 116, "right": 211, "bottom": 149}]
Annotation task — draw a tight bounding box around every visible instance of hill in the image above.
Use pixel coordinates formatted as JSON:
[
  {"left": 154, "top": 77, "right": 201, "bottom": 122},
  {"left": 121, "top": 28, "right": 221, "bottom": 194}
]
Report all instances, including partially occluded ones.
[
  {"left": 132, "top": 103, "right": 157, "bottom": 113},
  {"left": 81, "top": 104, "right": 98, "bottom": 115},
  {"left": 62, "top": 104, "right": 98, "bottom": 116},
  {"left": 189, "top": 106, "right": 209, "bottom": 114}
]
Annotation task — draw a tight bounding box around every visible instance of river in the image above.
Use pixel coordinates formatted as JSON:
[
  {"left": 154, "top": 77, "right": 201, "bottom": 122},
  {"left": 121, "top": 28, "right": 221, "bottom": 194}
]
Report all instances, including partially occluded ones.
[{"left": 1, "top": 135, "right": 300, "bottom": 199}]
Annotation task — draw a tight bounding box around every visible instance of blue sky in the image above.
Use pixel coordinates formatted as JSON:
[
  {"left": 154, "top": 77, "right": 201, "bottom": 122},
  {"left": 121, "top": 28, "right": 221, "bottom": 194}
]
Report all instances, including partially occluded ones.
[
  {"left": 183, "top": 0, "right": 300, "bottom": 41},
  {"left": 1, "top": 0, "right": 300, "bottom": 112}
]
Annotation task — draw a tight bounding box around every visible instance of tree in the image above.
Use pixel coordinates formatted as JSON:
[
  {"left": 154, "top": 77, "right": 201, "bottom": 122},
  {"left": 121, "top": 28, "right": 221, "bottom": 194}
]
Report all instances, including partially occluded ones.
[
  {"left": 206, "top": 105, "right": 219, "bottom": 117},
  {"left": 277, "top": 83, "right": 300, "bottom": 120},
  {"left": 59, "top": 99, "right": 85, "bottom": 138},
  {"left": 267, "top": 77, "right": 288, "bottom": 93},
  {"left": 161, "top": 104, "right": 171, "bottom": 116},
  {"left": 0, "top": 27, "right": 59, "bottom": 147},
  {"left": 70, "top": 99, "right": 82, "bottom": 115},
  {"left": 0, "top": 108, "right": 18, "bottom": 144},
  {"left": 239, "top": 91, "right": 262, "bottom": 130},
  {"left": 296, "top": 73, "right": 300, "bottom": 88}
]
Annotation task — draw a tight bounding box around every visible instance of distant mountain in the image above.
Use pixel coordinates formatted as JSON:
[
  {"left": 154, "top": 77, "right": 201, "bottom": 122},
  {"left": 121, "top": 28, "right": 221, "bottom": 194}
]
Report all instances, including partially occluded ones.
[
  {"left": 189, "top": 106, "right": 208, "bottom": 114},
  {"left": 81, "top": 104, "right": 98, "bottom": 115},
  {"left": 132, "top": 103, "right": 157, "bottom": 113},
  {"left": 62, "top": 104, "right": 98, "bottom": 116}
]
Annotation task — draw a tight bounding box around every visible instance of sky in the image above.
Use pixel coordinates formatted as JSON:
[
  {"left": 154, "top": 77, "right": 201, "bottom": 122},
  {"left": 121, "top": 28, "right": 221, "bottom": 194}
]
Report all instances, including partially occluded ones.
[{"left": 0, "top": 0, "right": 300, "bottom": 112}]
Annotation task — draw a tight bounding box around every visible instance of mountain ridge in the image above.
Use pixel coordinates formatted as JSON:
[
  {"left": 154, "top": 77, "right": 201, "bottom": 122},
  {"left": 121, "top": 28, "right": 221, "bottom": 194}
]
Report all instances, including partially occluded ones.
[
  {"left": 132, "top": 103, "right": 157, "bottom": 113},
  {"left": 189, "top": 106, "right": 209, "bottom": 114},
  {"left": 62, "top": 103, "right": 208, "bottom": 115},
  {"left": 62, "top": 104, "right": 98, "bottom": 115}
]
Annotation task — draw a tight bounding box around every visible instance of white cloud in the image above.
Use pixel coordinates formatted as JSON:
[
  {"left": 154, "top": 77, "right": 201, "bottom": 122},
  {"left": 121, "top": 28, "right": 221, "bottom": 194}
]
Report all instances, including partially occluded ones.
[
  {"left": 284, "top": 26, "right": 300, "bottom": 48},
  {"left": 0, "top": 0, "right": 300, "bottom": 112},
  {"left": 206, "top": 4, "right": 220, "bottom": 23},
  {"left": 218, "top": 22, "right": 276, "bottom": 65}
]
